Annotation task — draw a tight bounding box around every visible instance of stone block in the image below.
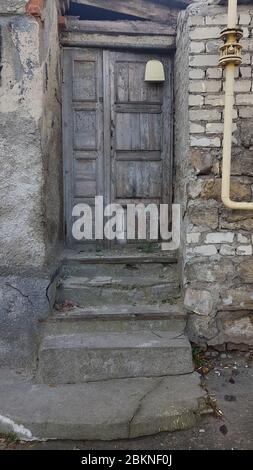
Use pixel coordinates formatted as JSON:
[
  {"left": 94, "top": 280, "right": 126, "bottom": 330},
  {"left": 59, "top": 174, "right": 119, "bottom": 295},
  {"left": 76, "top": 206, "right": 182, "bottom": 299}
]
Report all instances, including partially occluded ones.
[
  {"left": 189, "top": 69, "right": 205, "bottom": 79},
  {"left": 190, "top": 123, "right": 205, "bottom": 133},
  {"left": 188, "top": 201, "right": 219, "bottom": 229},
  {"left": 185, "top": 259, "right": 235, "bottom": 283},
  {"left": 187, "top": 245, "right": 218, "bottom": 256},
  {"left": 190, "top": 136, "right": 221, "bottom": 148},
  {"left": 187, "top": 233, "right": 201, "bottom": 244},
  {"left": 206, "top": 68, "right": 223, "bottom": 79},
  {"left": 185, "top": 288, "right": 213, "bottom": 316},
  {"left": 189, "top": 95, "right": 204, "bottom": 107},
  {"left": 191, "top": 149, "right": 213, "bottom": 175},
  {"left": 236, "top": 245, "right": 253, "bottom": 256},
  {"left": 190, "top": 80, "right": 221, "bottom": 93},
  {"left": 189, "top": 55, "right": 219, "bottom": 68},
  {"left": 237, "top": 258, "right": 253, "bottom": 283},
  {"left": 190, "top": 27, "right": 221, "bottom": 40},
  {"left": 220, "top": 210, "right": 253, "bottom": 231},
  {"left": 190, "top": 42, "right": 205, "bottom": 54},
  {"left": 189, "top": 109, "right": 221, "bottom": 121},
  {"left": 205, "top": 232, "right": 235, "bottom": 244},
  {"left": 201, "top": 179, "right": 251, "bottom": 202},
  {"left": 206, "top": 122, "right": 224, "bottom": 133}
]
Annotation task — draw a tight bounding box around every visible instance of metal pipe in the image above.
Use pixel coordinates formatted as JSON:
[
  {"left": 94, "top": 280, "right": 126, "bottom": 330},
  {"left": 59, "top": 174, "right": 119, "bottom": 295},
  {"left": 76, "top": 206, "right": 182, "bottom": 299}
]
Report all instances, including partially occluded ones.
[{"left": 220, "top": 0, "right": 253, "bottom": 210}]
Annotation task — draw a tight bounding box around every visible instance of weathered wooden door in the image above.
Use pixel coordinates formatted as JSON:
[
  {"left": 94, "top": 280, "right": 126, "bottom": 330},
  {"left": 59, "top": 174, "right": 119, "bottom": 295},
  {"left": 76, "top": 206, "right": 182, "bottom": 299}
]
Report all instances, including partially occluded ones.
[{"left": 63, "top": 48, "right": 173, "bottom": 248}]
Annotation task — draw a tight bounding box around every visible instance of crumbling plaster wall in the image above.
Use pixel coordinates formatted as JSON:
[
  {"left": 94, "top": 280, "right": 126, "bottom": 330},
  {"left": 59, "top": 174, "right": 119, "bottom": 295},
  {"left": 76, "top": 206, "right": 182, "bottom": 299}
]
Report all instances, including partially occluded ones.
[
  {"left": 0, "top": 0, "right": 62, "bottom": 367},
  {"left": 175, "top": 0, "right": 253, "bottom": 350},
  {"left": 0, "top": 0, "right": 62, "bottom": 269}
]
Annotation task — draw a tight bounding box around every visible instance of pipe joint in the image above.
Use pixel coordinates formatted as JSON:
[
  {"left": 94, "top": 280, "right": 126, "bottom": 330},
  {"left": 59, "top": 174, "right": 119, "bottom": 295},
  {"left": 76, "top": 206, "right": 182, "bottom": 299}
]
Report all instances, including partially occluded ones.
[{"left": 219, "top": 27, "right": 243, "bottom": 67}]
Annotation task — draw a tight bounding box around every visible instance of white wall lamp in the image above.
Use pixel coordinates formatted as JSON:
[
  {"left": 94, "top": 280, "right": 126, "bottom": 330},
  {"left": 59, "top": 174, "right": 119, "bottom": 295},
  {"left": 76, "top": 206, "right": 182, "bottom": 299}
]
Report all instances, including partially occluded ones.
[{"left": 144, "top": 60, "right": 165, "bottom": 83}]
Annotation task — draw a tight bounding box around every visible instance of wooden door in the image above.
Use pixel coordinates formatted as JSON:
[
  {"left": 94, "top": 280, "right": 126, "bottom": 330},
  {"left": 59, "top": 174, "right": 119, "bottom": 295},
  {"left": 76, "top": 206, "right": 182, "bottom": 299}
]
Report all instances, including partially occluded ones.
[{"left": 63, "top": 48, "right": 173, "bottom": 248}]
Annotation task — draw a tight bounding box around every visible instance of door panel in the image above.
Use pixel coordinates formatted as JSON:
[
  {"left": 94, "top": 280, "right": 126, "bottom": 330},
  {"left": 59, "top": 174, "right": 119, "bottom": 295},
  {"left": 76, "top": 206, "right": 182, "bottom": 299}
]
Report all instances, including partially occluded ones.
[
  {"left": 63, "top": 48, "right": 173, "bottom": 247},
  {"left": 63, "top": 49, "right": 104, "bottom": 246},
  {"left": 107, "top": 51, "right": 173, "bottom": 210}
]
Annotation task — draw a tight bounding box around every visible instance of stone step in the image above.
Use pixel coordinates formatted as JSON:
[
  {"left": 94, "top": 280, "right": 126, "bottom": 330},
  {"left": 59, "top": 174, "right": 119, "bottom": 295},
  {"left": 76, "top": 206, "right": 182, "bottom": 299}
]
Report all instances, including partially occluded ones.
[
  {"left": 57, "top": 275, "right": 180, "bottom": 307},
  {"left": 0, "top": 369, "right": 206, "bottom": 441},
  {"left": 63, "top": 250, "right": 178, "bottom": 265},
  {"left": 37, "top": 331, "right": 193, "bottom": 384},
  {"left": 62, "top": 261, "right": 179, "bottom": 280},
  {"left": 43, "top": 303, "right": 186, "bottom": 335}
]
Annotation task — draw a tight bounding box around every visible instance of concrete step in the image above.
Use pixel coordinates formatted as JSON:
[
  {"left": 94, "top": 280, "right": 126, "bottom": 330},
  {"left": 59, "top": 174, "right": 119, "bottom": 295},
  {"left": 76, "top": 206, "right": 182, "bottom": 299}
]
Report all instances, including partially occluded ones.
[
  {"left": 0, "top": 369, "right": 206, "bottom": 441},
  {"left": 43, "top": 303, "right": 187, "bottom": 335},
  {"left": 62, "top": 261, "right": 179, "bottom": 280},
  {"left": 37, "top": 330, "right": 193, "bottom": 384},
  {"left": 57, "top": 275, "right": 180, "bottom": 307},
  {"left": 63, "top": 250, "right": 178, "bottom": 265}
]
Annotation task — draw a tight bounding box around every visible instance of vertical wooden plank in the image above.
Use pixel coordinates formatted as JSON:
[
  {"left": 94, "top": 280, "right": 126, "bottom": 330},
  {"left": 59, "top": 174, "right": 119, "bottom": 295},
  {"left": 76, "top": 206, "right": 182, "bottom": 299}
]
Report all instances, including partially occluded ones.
[
  {"left": 161, "top": 56, "right": 173, "bottom": 216},
  {"left": 62, "top": 48, "right": 74, "bottom": 246},
  {"left": 116, "top": 62, "right": 129, "bottom": 103}
]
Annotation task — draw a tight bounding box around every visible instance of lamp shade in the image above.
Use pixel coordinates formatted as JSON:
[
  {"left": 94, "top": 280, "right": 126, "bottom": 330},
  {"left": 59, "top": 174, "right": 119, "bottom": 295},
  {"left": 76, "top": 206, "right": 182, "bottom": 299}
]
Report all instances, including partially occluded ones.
[{"left": 144, "top": 60, "right": 165, "bottom": 82}]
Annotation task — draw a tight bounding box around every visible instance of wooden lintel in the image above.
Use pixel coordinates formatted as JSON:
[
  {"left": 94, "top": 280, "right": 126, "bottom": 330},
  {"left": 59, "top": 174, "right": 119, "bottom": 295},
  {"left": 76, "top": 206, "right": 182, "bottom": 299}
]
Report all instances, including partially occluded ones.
[
  {"left": 74, "top": 0, "right": 179, "bottom": 24},
  {"left": 61, "top": 32, "right": 176, "bottom": 50},
  {"left": 65, "top": 20, "right": 176, "bottom": 36}
]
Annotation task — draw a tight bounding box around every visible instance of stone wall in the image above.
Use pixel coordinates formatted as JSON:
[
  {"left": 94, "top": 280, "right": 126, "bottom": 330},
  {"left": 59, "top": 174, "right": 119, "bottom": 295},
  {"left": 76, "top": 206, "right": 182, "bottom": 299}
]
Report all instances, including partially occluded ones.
[
  {"left": 175, "top": 1, "right": 253, "bottom": 350},
  {"left": 0, "top": 0, "right": 62, "bottom": 367}
]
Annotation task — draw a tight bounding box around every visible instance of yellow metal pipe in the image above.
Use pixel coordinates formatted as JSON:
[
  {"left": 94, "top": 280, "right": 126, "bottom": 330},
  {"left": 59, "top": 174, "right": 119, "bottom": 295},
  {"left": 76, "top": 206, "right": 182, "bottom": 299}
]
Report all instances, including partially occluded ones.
[
  {"left": 228, "top": 0, "right": 237, "bottom": 28},
  {"left": 221, "top": 0, "right": 253, "bottom": 210}
]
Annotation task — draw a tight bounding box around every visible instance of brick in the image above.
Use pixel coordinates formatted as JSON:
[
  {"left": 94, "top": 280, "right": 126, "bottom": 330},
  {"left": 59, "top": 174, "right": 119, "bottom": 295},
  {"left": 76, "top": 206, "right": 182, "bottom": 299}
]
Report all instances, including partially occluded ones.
[
  {"left": 242, "top": 27, "right": 250, "bottom": 38},
  {"left": 190, "top": 136, "right": 221, "bottom": 148},
  {"left": 233, "top": 80, "right": 252, "bottom": 92},
  {"left": 206, "top": 14, "right": 229, "bottom": 26},
  {"left": 205, "top": 95, "right": 224, "bottom": 107},
  {"left": 239, "top": 107, "right": 253, "bottom": 118},
  {"left": 190, "top": 27, "right": 221, "bottom": 40},
  {"left": 189, "top": 69, "right": 205, "bottom": 80},
  {"left": 190, "top": 80, "right": 221, "bottom": 93},
  {"left": 205, "top": 232, "right": 235, "bottom": 244},
  {"left": 239, "top": 13, "right": 251, "bottom": 25},
  {"left": 206, "top": 40, "right": 220, "bottom": 53},
  {"left": 240, "top": 67, "right": 252, "bottom": 78},
  {"left": 206, "top": 68, "right": 223, "bottom": 79},
  {"left": 189, "top": 109, "right": 221, "bottom": 121},
  {"left": 189, "top": 95, "right": 204, "bottom": 107},
  {"left": 188, "top": 16, "right": 205, "bottom": 26},
  {"left": 190, "top": 123, "right": 205, "bottom": 133},
  {"left": 206, "top": 122, "right": 224, "bottom": 134},
  {"left": 190, "top": 55, "right": 219, "bottom": 67},
  {"left": 190, "top": 42, "right": 205, "bottom": 54},
  {"left": 236, "top": 94, "right": 253, "bottom": 106}
]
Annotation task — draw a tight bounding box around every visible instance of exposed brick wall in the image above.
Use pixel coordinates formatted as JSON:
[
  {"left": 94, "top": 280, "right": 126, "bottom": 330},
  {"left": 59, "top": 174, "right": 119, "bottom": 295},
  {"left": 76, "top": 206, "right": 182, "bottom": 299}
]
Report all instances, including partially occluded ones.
[{"left": 175, "top": 1, "right": 253, "bottom": 350}]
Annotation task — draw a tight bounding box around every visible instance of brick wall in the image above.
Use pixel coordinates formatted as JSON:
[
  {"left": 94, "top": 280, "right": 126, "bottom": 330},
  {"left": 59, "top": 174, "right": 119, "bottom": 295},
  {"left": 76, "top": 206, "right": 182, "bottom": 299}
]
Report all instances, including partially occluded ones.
[{"left": 175, "top": 1, "right": 253, "bottom": 350}]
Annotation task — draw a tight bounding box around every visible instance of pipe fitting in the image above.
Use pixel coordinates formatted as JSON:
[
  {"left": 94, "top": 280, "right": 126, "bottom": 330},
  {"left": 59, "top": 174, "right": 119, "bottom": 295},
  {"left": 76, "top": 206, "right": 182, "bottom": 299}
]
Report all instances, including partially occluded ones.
[{"left": 219, "top": 27, "right": 243, "bottom": 67}]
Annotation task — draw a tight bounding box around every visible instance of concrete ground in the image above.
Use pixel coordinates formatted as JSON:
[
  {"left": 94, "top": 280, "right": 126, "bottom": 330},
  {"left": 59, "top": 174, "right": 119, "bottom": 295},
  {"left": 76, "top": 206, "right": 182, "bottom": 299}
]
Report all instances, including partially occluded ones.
[{"left": 0, "top": 351, "right": 252, "bottom": 450}]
